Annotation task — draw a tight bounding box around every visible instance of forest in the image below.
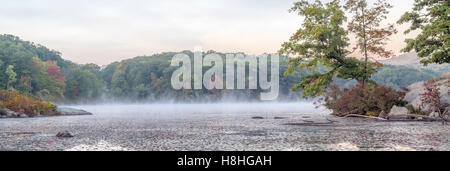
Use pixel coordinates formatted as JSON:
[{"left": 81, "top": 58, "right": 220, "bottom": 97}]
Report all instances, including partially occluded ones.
[{"left": 0, "top": 34, "right": 448, "bottom": 104}]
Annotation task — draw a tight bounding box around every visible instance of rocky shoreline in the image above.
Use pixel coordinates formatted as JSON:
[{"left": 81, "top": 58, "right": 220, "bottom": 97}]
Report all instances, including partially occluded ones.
[
  {"left": 335, "top": 77, "right": 449, "bottom": 122},
  {"left": 0, "top": 107, "right": 92, "bottom": 119}
]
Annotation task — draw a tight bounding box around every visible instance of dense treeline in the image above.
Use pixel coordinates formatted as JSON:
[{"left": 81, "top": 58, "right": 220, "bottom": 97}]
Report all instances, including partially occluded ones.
[
  {"left": 0, "top": 34, "right": 105, "bottom": 102},
  {"left": 100, "top": 51, "right": 307, "bottom": 102},
  {"left": 372, "top": 65, "right": 447, "bottom": 90},
  {"left": 0, "top": 34, "right": 447, "bottom": 103}
]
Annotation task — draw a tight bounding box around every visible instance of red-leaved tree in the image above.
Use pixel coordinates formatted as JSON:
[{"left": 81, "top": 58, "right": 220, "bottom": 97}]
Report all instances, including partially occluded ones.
[
  {"left": 47, "top": 65, "right": 65, "bottom": 82},
  {"left": 420, "top": 79, "right": 449, "bottom": 122},
  {"left": 345, "top": 0, "right": 398, "bottom": 85}
]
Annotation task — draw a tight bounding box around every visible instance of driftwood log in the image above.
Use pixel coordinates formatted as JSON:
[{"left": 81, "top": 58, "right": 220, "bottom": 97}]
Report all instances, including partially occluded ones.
[
  {"left": 344, "top": 114, "right": 387, "bottom": 121},
  {"left": 341, "top": 113, "right": 447, "bottom": 122},
  {"left": 388, "top": 114, "right": 444, "bottom": 121}
]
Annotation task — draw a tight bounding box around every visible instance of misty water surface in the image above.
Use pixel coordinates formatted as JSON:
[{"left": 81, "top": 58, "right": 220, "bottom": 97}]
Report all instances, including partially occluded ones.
[
  {"left": 64, "top": 102, "right": 331, "bottom": 119},
  {"left": 1, "top": 102, "right": 448, "bottom": 151}
]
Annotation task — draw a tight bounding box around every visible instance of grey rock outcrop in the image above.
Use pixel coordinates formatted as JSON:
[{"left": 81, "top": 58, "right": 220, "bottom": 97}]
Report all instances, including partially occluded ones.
[
  {"left": 0, "top": 107, "right": 92, "bottom": 119},
  {"left": 57, "top": 107, "right": 92, "bottom": 116},
  {"left": 5, "top": 109, "right": 19, "bottom": 118}
]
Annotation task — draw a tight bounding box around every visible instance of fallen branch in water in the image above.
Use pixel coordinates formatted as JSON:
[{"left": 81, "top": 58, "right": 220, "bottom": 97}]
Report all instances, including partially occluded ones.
[
  {"left": 343, "top": 114, "right": 387, "bottom": 121},
  {"left": 341, "top": 113, "right": 447, "bottom": 122}
]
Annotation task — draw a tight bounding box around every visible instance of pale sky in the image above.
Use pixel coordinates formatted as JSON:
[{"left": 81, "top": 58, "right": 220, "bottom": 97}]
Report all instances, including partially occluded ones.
[{"left": 0, "top": 0, "right": 418, "bottom": 65}]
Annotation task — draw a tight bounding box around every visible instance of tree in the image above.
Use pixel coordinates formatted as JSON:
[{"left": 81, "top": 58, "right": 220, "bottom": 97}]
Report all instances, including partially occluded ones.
[
  {"left": 0, "top": 60, "right": 4, "bottom": 89},
  {"left": 5, "top": 65, "right": 17, "bottom": 90},
  {"left": 345, "top": 0, "right": 397, "bottom": 85},
  {"left": 280, "top": 0, "right": 371, "bottom": 98},
  {"left": 397, "top": 0, "right": 449, "bottom": 65},
  {"left": 0, "top": 34, "right": 73, "bottom": 100},
  {"left": 64, "top": 68, "right": 106, "bottom": 101}
]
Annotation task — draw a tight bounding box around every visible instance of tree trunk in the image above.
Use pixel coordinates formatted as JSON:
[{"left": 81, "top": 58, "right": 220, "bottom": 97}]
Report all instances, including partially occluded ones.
[{"left": 361, "top": 6, "right": 368, "bottom": 87}]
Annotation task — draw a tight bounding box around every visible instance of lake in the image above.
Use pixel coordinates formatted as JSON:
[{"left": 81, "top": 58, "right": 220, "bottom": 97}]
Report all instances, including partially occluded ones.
[{"left": 0, "top": 103, "right": 448, "bottom": 151}]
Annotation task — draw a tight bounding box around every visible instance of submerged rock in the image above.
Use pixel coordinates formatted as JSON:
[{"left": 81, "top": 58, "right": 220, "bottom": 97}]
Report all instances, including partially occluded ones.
[
  {"left": 251, "top": 116, "right": 264, "bottom": 119},
  {"left": 56, "top": 131, "right": 73, "bottom": 138}
]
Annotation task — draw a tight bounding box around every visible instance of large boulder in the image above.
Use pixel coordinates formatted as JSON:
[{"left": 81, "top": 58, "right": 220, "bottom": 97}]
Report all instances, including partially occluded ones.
[
  {"left": 5, "top": 108, "right": 19, "bottom": 118},
  {"left": 429, "top": 112, "right": 439, "bottom": 118},
  {"left": 388, "top": 105, "right": 409, "bottom": 119},
  {"left": 404, "top": 79, "right": 449, "bottom": 113},
  {"left": 404, "top": 81, "right": 425, "bottom": 103},
  {"left": 378, "top": 110, "right": 388, "bottom": 119}
]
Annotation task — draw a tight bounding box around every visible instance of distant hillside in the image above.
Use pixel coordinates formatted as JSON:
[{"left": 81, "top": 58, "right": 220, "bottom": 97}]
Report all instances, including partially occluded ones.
[
  {"left": 1, "top": 34, "right": 447, "bottom": 102},
  {"left": 379, "top": 52, "right": 421, "bottom": 66},
  {"left": 379, "top": 52, "right": 449, "bottom": 79}
]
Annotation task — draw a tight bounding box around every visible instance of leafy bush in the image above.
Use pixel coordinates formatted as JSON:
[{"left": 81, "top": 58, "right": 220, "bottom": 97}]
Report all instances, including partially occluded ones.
[
  {"left": 420, "top": 79, "right": 449, "bottom": 119},
  {"left": 319, "top": 83, "right": 408, "bottom": 117},
  {"left": 0, "top": 90, "right": 59, "bottom": 116}
]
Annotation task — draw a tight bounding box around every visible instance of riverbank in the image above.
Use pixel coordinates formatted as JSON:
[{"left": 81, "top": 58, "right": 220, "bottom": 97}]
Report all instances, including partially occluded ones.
[{"left": 0, "top": 107, "right": 92, "bottom": 119}]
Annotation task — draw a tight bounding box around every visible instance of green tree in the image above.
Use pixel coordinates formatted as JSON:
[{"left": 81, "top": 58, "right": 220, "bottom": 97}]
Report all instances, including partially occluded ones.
[
  {"left": 65, "top": 68, "right": 106, "bottom": 101},
  {"left": 397, "top": 0, "right": 449, "bottom": 65},
  {"left": 280, "top": 0, "right": 370, "bottom": 98},
  {"left": 0, "top": 34, "right": 73, "bottom": 100},
  {"left": 345, "top": 0, "right": 397, "bottom": 85},
  {"left": 5, "top": 65, "right": 17, "bottom": 90}
]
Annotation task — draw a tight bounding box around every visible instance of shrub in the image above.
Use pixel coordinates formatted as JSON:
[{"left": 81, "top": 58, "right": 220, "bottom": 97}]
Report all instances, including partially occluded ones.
[
  {"left": 420, "top": 79, "right": 449, "bottom": 119},
  {"left": 0, "top": 108, "right": 6, "bottom": 116},
  {"left": 0, "top": 90, "right": 59, "bottom": 116},
  {"left": 319, "top": 83, "right": 408, "bottom": 117},
  {"left": 406, "top": 104, "right": 425, "bottom": 115}
]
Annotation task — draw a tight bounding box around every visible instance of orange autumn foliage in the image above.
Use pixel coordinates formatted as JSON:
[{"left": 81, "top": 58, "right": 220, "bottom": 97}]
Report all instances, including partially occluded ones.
[{"left": 0, "top": 90, "right": 59, "bottom": 116}]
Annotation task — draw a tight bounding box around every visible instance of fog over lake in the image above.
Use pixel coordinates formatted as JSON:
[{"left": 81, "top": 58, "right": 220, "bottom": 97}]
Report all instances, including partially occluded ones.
[{"left": 64, "top": 102, "right": 330, "bottom": 118}]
